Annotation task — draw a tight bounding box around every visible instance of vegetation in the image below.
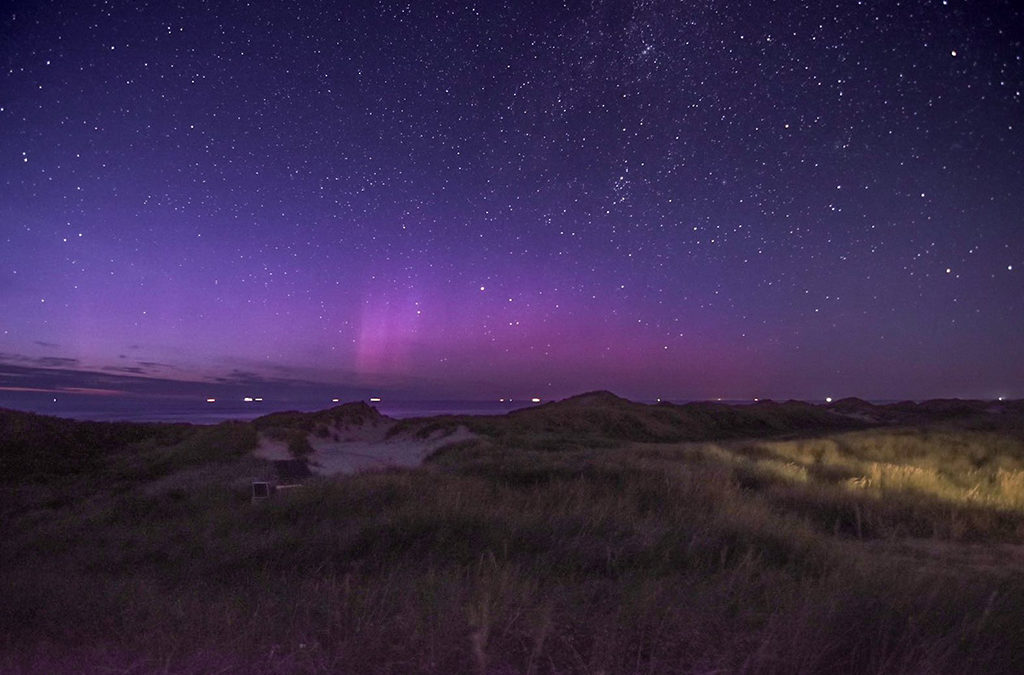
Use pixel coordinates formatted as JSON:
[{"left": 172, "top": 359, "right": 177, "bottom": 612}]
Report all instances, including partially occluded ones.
[{"left": 3, "top": 398, "right": 1024, "bottom": 673}]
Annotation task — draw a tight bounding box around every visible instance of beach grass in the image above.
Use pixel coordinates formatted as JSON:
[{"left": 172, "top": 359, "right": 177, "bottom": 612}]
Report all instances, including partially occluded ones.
[{"left": 3, "top": 405, "right": 1024, "bottom": 673}]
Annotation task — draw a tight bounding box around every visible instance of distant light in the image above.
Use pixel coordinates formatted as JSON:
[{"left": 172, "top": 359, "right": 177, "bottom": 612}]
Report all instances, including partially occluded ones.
[
  {"left": 951, "top": 50, "right": 957, "bottom": 56},
  {"left": 753, "top": 398, "right": 759, "bottom": 402},
  {"left": 499, "top": 398, "right": 505, "bottom": 402},
  {"left": 331, "top": 398, "right": 340, "bottom": 403},
  {"left": 531, "top": 397, "right": 541, "bottom": 403},
  {"left": 243, "top": 397, "right": 253, "bottom": 402},
  {"left": 825, "top": 397, "right": 833, "bottom": 403},
  {"left": 479, "top": 285, "right": 485, "bottom": 291},
  {"left": 369, "top": 397, "right": 381, "bottom": 402},
  {"left": 206, "top": 398, "right": 216, "bottom": 403},
  {"left": 998, "top": 396, "right": 1005, "bottom": 401},
  {"left": 254, "top": 397, "right": 263, "bottom": 402},
  {"left": 53, "top": 397, "right": 57, "bottom": 403}
]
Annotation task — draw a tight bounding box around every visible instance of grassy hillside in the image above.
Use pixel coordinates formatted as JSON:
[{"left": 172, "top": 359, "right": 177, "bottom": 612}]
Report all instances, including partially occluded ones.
[
  {"left": 387, "top": 391, "right": 871, "bottom": 452},
  {"left": 3, "top": 398, "right": 1024, "bottom": 673}
]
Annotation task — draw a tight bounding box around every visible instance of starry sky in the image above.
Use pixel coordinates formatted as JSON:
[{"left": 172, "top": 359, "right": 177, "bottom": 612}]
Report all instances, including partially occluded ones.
[{"left": 2, "top": 0, "right": 1022, "bottom": 407}]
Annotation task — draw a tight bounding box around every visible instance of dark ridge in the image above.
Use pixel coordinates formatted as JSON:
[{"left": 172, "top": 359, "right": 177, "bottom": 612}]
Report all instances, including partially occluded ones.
[
  {"left": 477, "top": 394, "right": 869, "bottom": 447},
  {"left": 502, "top": 390, "right": 636, "bottom": 418},
  {"left": 253, "top": 401, "right": 386, "bottom": 430},
  {"left": 660, "top": 399, "right": 863, "bottom": 439},
  {"left": 828, "top": 397, "right": 875, "bottom": 411},
  {"left": 912, "top": 399, "right": 989, "bottom": 414},
  {"left": 750, "top": 399, "right": 779, "bottom": 406},
  {"left": 551, "top": 390, "right": 633, "bottom": 406}
]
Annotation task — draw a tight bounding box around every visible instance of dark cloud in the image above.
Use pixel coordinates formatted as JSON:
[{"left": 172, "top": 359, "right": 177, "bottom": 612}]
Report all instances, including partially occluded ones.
[
  {"left": 34, "top": 341, "right": 60, "bottom": 348},
  {"left": 103, "top": 366, "right": 148, "bottom": 375},
  {"left": 0, "top": 353, "right": 80, "bottom": 368},
  {"left": 0, "top": 349, "right": 461, "bottom": 409},
  {"left": 100, "top": 361, "right": 180, "bottom": 376},
  {"left": 138, "top": 361, "right": 178, "bottom": 370},
  {"left": 215, "top": 369, "right": 266, "bottom": 384},
  {"left": 0, "top": 360, "right": 374, "bottom": 404},
  {"left": 35, "top": 357, "right": 81, "bottom": 368}
]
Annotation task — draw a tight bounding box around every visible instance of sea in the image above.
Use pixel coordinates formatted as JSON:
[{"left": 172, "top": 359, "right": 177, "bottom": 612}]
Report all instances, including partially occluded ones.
[{"left": 0, "top": 394, "right": 552, "bottom": 424}]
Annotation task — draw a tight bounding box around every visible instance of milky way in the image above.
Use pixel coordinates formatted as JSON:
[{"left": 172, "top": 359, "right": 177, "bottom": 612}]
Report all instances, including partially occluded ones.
[{"left": 2, "top": 0, "right": 1022, "bottom": 404}]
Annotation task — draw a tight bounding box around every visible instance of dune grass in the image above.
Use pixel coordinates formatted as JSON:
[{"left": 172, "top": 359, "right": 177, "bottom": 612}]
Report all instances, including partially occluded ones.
[{"left": 3, "top": 420, "right": 1024, "bottom": 673}]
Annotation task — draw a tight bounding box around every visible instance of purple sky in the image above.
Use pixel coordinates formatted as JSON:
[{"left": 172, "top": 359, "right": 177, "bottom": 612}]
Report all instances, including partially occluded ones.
[{"left": 2, "top": 0, "right": 1022, "bottom": 406}]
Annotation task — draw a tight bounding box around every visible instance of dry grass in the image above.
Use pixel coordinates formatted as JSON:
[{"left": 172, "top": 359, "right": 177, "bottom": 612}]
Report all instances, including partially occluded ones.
[{"left": 3, "top": 414, "right": 1024, "bottom": 672}]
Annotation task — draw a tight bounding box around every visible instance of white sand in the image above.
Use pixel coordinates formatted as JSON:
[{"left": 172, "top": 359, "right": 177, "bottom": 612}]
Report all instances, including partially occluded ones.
[{"left": 253, "top": 421, "right": 476, "bottom": 475}]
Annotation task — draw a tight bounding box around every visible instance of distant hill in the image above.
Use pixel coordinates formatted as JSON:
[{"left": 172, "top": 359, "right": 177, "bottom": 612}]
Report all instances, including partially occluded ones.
[
  {"left": 827, "top": 397, "right": 1024, "bottom": 428},
  {"left": 382, "top": 391, "right": 872, "bottom": 451}
]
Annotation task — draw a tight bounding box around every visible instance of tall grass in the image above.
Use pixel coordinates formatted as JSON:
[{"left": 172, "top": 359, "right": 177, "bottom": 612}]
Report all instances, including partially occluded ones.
[{"left": 3, "top": 424, "right": 1024, "bottom": 672}]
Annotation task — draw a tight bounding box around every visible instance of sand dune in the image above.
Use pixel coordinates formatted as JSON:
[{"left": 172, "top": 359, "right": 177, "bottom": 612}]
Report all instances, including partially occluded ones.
[{"left": 254, "top": 420, "right": 475, "bottom": 474}]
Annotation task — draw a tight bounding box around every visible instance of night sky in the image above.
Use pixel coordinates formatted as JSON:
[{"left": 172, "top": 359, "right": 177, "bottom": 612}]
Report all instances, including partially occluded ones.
[{"left": 2, "top": 0, "right": 1022, "bottom": 407}]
